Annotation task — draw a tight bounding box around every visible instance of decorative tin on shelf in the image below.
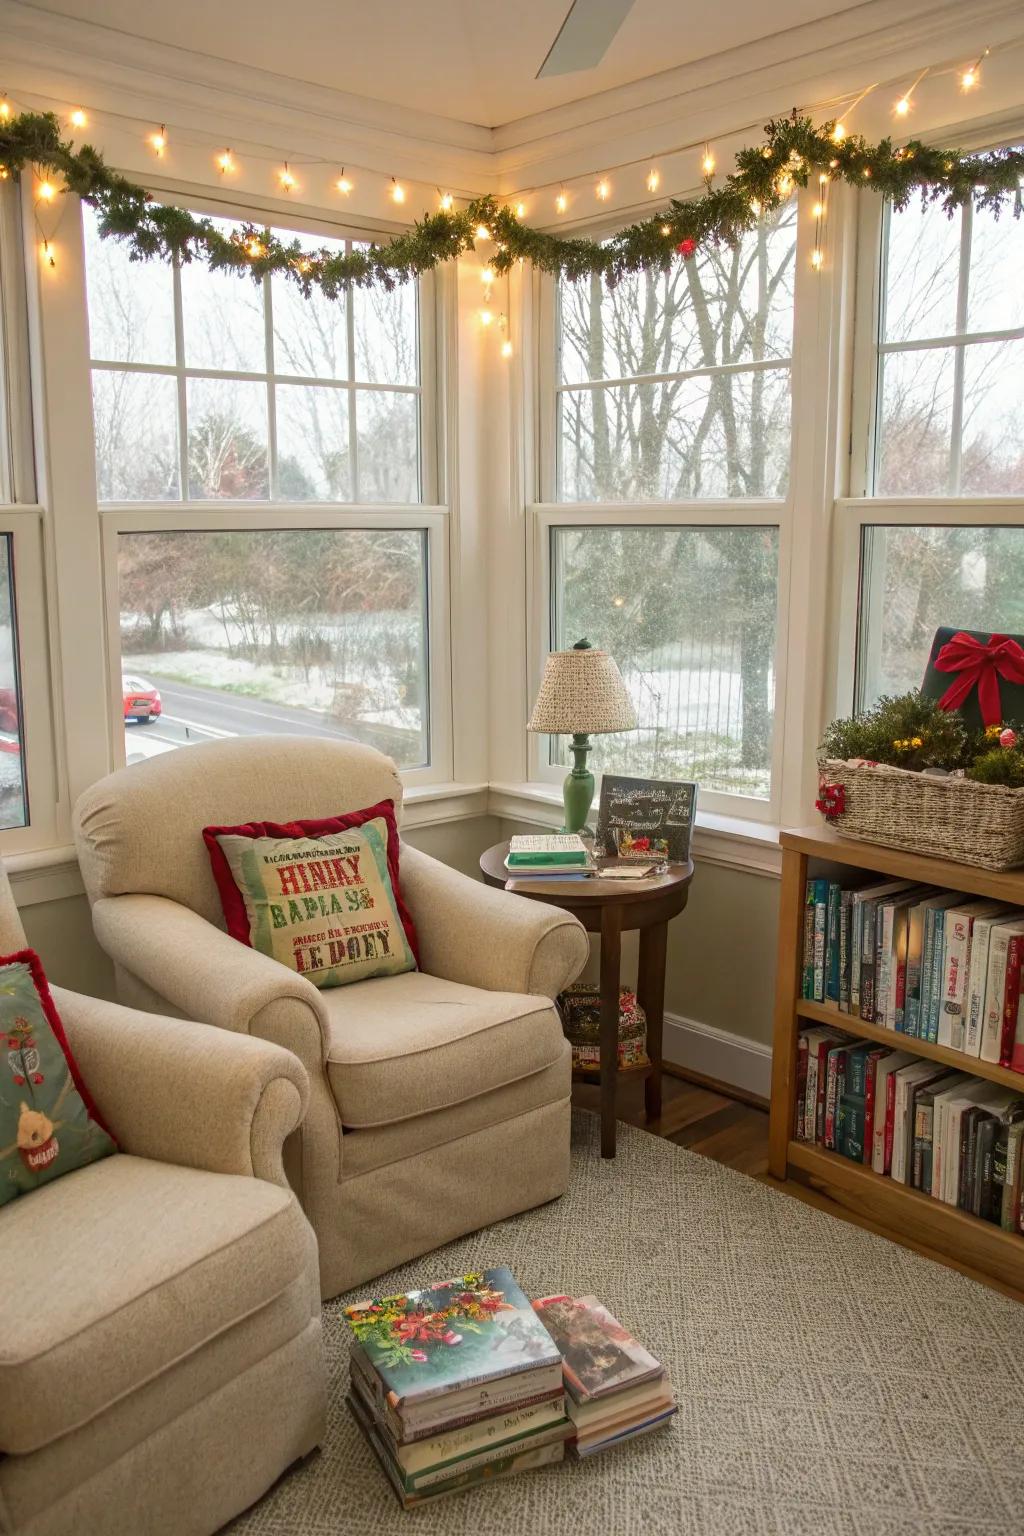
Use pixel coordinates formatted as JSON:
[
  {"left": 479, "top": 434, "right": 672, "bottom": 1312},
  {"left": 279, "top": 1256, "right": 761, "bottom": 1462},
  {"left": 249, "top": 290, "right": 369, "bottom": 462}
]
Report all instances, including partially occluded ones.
[
  {"left": 816, "top": 757, "right": 1024, "bottom": 871},
  {"left": 557, "top": 985, "right": 649, "bottom": 1072}
]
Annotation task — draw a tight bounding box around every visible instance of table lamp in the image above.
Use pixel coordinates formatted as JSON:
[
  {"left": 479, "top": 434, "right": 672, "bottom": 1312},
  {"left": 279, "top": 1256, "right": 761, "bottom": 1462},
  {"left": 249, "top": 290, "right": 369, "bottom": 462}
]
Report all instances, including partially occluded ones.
[{"left": 527, "top": 638, "right": 638, "bottom": 835}]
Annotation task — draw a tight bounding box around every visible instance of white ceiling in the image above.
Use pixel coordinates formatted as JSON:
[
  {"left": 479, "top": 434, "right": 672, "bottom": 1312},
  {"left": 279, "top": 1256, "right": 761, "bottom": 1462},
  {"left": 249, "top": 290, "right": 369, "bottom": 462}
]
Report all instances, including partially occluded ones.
[{"left": 19, "top": 0, "right": 871, "bottom": 128}]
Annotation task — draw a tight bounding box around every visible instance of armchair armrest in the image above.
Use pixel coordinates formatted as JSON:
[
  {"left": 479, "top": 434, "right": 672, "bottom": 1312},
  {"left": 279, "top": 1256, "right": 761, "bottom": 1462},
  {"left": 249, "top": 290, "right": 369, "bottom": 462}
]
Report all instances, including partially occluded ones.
[
  {"left": 91, "top": 893, "right": 329, "bottom": 1075},
  {"left": 399, "top": 844, "right": 588, "bottom": 998},
  {"left": 51, "top": 985, "right": 308, "bottom": 1186}
]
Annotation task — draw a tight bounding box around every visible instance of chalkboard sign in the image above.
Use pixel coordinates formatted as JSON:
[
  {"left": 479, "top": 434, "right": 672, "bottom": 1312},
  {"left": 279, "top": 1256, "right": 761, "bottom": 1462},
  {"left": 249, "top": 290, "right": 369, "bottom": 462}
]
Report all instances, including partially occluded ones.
[{"left": 595, "top": 775, "right": 697, "bottom": 863}]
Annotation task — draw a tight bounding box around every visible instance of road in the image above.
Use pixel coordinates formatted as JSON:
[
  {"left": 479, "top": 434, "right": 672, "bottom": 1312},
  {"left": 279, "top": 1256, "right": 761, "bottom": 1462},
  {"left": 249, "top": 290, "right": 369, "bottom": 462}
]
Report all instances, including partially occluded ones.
[{"left": 126, "top": 677, "right": 357, "bottom": 747}]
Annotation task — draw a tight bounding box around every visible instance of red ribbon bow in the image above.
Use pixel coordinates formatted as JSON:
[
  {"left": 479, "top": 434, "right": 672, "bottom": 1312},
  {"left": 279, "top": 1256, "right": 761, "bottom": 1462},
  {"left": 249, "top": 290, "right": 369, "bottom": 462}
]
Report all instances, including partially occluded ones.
[{"left": 933, "top": 632, "right": 1024, "bottom": 727}]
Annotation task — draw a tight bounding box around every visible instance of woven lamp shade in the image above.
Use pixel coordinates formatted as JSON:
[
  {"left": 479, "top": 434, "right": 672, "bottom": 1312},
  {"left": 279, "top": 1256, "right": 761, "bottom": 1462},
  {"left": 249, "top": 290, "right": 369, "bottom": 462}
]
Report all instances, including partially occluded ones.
[{"left": 527, "top": 647, "right": 637, "bottom": 735}]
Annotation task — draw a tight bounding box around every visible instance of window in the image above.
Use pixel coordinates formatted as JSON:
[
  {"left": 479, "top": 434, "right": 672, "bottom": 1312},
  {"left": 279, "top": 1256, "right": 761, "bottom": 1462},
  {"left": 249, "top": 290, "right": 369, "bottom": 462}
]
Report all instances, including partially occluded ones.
[
  {"left": 83, "top": 207, "right": 422, "bottom": 503},
  {"left": 874, "top": 189, "right": 1024, "bottom": 496},
  {"left": 551, "top": 524, "right": 779, "bottom": 797},
  {"left": 118, "top": 528, "right": 430, "bottom": 769},
  {"left": 555, "top": 205, "right": 796, "bottom": 501},
  {"left": 541, "top": 207, "right": 796, "bottom": 811},
  {"left": 0, "top": 537, "right": 27, "bottom": 829}
]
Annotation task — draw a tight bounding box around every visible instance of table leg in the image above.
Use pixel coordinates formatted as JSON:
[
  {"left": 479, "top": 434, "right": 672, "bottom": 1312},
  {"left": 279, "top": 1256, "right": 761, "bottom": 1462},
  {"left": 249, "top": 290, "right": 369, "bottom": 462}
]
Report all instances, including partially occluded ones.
[
  {"left": 638, "top": 922, "right": 667, "bottom": 1124},
  {"left": 599, "top": 904, "right": 623, "bottom": 1159}
]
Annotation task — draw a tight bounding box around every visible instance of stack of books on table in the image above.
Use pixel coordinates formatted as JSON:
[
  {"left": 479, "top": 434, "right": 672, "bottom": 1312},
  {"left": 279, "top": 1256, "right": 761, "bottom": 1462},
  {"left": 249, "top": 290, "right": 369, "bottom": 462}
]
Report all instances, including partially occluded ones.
[
  {"left": 801, "top": 874, "right": 1024, "bottom": 1069},
  {"left": 504, "top": 834, "right": 596, "bottom": 886},
  {"left": 533, "top": 1293, "right": 676, "bottom": 1456},
  {"left": 344, "top": 1267, "right": 571, "bottom": 1508}
]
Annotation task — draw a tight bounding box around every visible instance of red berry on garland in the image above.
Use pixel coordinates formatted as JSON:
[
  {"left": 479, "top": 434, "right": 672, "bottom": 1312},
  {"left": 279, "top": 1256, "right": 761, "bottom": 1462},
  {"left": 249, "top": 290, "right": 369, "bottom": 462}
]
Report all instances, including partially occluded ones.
[
  {"left": 677, "top": 238, "right": 697, "bottom": 259},
  {"left": 1000, "top": 728, "right": 1018, "bottom": 748}
]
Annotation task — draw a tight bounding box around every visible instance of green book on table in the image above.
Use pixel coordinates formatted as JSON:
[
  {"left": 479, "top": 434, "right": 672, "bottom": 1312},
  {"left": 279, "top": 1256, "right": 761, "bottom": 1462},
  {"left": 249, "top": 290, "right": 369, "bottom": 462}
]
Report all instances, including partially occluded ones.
[{"left": 506, "top": 835, "right": 590, "bottom": 868}]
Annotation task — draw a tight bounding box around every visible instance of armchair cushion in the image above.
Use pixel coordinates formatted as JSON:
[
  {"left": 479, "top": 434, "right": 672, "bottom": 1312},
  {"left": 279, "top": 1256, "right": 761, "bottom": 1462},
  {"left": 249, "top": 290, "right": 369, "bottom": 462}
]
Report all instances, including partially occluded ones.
[
  {"left": 322, "top": 970, "right": 566, "bottom": 1129},
  {"left": 0, "top": 950, "right": 116, "bottom": 1207},
  {"left": 0, "top": 1152, "right": 312, "bottom": 1455},
  {"left": 203, "top": 799, "right": 418, "bottom": 987}
]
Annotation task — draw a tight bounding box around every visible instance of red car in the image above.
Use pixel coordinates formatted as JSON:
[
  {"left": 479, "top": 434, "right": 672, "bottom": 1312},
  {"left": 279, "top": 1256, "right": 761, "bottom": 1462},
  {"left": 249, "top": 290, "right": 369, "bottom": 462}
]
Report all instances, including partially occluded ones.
[{"left": 123, "top": 674, "right": 162, "bottom": 724}]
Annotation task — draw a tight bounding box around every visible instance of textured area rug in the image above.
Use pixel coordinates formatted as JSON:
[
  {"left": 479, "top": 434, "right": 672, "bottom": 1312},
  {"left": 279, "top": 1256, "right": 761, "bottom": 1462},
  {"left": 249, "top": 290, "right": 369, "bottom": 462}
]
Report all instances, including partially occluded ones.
[{"left": 230, "top": 1112, "right": 1024, "bottom": 1535}]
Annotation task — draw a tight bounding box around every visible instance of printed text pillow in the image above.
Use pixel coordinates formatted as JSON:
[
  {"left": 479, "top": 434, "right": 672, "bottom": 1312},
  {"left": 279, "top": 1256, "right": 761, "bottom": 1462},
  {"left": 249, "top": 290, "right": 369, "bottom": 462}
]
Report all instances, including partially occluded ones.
[
  {"left": 1, "top": 950, "right": 116, "bottom": 1208},
  {"left": 203, "top": 799, "right": 419, "bottom": 989}
]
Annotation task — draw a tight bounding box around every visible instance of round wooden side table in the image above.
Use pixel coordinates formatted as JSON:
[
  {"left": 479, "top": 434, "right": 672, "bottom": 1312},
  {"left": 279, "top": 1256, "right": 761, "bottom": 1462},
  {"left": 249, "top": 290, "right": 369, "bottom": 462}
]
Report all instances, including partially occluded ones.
[{"left": 480, "top": 842, "right": 694, "bottom": 1159}]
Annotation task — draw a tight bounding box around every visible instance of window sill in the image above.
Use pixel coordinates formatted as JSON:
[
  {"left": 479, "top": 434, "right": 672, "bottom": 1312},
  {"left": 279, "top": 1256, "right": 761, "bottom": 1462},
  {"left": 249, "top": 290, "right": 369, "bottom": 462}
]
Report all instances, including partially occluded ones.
[{"left": 486, "top": 781, "right": 782, "bottom": 878}]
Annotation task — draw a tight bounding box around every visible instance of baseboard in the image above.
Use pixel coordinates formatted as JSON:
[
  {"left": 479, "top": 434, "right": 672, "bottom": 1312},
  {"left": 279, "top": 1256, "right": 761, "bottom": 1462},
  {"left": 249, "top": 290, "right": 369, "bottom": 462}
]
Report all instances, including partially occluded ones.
[{"left": 663, "top": 1012, "right": 772, "bottom": 1101}]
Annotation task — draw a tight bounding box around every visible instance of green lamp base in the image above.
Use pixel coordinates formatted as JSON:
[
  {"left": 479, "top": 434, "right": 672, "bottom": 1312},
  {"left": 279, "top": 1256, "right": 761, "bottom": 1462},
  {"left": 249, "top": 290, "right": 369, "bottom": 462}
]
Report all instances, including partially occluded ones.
[{"left": 560, "top": 733, "right": 595, "bottom": 837}]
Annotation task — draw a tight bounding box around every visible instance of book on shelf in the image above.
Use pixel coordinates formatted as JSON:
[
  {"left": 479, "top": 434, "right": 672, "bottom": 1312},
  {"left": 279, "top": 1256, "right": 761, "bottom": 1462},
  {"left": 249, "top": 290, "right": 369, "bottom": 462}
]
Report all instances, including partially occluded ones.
[
  {"left": 532, "top": 1294, "right": 676, "bottom": 1458},
  {"left": 343, "top": 1267, "right": 570, "bottom": 1506},
  {"left": 794, "top": 1020, "right": 1024, "bottom": 1233}
]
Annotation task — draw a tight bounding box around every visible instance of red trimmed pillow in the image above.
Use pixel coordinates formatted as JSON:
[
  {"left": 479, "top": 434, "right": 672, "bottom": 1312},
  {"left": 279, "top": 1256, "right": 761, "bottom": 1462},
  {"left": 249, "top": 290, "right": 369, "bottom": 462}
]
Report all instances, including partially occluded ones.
[
  {"left": 1, "top": 949, "right": 117, "bottom": 1207},
  {"left": 203, "top": 798, "right": 419, "bottom": 989}
]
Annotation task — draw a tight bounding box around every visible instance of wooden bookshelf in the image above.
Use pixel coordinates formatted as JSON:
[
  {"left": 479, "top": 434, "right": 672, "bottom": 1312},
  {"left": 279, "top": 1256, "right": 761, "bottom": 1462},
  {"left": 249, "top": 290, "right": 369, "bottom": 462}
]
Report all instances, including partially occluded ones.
[{"left": 769, "top": 825, "right": 1024, "bottom": 1299}]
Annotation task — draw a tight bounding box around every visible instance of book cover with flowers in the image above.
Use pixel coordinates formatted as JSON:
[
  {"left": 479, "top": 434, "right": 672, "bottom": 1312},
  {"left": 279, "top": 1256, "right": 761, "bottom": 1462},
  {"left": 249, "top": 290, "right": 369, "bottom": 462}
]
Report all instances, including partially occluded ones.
[
  {"left": 532, "top": 1294, "right": 664, "bottom": 1403},
  {"left": 343, "top": 1267, "right": 561, "bottom": 1407}
]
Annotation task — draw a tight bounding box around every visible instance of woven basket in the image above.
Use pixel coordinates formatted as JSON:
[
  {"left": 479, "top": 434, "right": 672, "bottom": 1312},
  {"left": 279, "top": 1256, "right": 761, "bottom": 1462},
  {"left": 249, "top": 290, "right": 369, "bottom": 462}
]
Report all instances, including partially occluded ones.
[{"left": 818, "top": 757, "right": 1024, "bottom": 870}]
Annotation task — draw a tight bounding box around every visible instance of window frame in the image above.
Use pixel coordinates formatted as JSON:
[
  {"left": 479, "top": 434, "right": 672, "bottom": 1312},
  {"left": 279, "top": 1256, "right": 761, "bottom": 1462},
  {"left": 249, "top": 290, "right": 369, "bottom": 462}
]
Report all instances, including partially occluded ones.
[{"left": 838, "top": 119, "right": 1024, "bottom": 717}]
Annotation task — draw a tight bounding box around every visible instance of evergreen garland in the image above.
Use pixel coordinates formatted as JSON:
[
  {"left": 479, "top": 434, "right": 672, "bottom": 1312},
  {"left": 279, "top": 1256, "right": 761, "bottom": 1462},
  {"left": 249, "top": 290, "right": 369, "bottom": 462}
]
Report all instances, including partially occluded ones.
[{"left": 2, "top": 108, "right": 1022, "bottom": 295}]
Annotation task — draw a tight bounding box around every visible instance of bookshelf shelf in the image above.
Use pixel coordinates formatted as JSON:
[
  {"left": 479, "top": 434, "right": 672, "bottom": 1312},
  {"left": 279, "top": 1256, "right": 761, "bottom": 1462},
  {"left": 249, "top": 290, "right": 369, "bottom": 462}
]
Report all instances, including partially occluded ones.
[
  {"left": 770, "top": 826, "right": 1024, "bottom": 1299},
  {"left": 794, "top": 1000, "right": 1024, "bottom": 1093}
]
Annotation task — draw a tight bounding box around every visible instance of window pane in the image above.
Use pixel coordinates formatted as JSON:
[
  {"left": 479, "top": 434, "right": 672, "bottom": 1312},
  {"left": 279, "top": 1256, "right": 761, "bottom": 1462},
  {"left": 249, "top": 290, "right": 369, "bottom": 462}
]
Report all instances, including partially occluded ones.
[
  {"left": 961, "top": 339, "right": 1024, "bottom": 495},
  {"left": 275, "top": 384, "right": 351, "bottom": 499},
  {"left": 875, "top": 347, "right": 955, "bottom": 495},
  {"left": 551, "top": 525, "right": 779, "bottom": 797},
  {"left": 92, "top": 370, "right": 180, "bottom": 501},
  {"left": 968, "top": 203, "right": 1024, "bottom": 334},
  {"left": 180, "top": 217, "right": 265, "bottom": 372},
  {"left": 117, "top": 529, "right": 429, "bottom": 768},
  {"left": 559, "top": 205, "right": 796, "bottom": 386},
  {"left": 858, "top": 525, "right": 1024, "bottom": 705},
  {"left": 83, "top": 205, "right": 175, "bottom": 365},
  {"left": 353, "top": 273, "right": 418, "bottom": 385},
  {"left": 186, "top": 378, "right": 269, "bottom": 499},
  {"left": 0, "top": 537, "right": 27, "bottom": 829},
  {"left": 271, "top": 230, "right": 348, "bottom": 380},
  {"left": 882, "top": 201, "right": 962, "bottom": 344},
  {"left": 354, "top": 390, "right": 419, "bottom": 501},
  {"left": 558, "top": 367, "right": 790, "bottom": 501}
]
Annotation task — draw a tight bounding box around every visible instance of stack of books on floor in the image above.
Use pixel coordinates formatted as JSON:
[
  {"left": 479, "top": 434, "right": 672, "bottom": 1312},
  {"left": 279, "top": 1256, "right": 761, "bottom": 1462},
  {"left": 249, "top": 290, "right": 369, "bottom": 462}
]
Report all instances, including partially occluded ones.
[
  {"left": 801, "top": 874, "right": 1024, "bottom": 1069},
  {"left": 795, "top": 1024, "right": 1024, "bottom": 1231},
  {"left": 504, "top": 834, "right": 596, "bottom": 886},
  {"left": 344, "top": 1267, "right": 570, "bottom": 1508},
  {"left": 533, "top": 1293, "right": 676, "bottom": 1456}
]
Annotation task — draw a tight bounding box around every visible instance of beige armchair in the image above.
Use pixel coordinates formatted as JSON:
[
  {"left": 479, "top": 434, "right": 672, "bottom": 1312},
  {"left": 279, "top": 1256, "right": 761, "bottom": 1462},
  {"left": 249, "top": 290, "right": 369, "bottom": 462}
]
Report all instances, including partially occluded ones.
[
  {"left": 73, "top": 736, "right": 588, "bottom": 1300},
  {"left": 0, "top": 863, "right": 326, "bottom": 1536}
]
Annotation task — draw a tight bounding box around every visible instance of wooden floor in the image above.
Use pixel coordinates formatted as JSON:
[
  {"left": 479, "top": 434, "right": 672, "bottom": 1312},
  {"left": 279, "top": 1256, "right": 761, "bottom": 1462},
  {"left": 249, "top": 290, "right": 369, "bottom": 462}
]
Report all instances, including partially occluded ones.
[{"left": 573, "top": 1068, "right": 770, "bottom": 1174}]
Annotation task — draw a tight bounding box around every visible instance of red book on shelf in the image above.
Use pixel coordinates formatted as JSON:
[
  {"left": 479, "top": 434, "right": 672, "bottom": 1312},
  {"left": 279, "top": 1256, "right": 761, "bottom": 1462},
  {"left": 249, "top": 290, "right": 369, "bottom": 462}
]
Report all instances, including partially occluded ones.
[
  {"left": 1000, "top": 934, "right": 1024, "bottom": 1068},
  {"left": 882, "top": 1070, "right": 898, "bottom": 1176}
]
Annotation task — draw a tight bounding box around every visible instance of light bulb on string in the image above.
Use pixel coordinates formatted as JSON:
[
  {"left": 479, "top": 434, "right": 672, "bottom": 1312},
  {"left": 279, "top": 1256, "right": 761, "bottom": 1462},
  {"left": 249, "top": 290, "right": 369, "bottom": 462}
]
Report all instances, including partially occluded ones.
[
  {"left": 831, "top": 122, "right": 847, "bottom": 143},
  {"left": 646, "top": 167, "right": 660, "bottom": 193},
  {"left": 70, "top": 108, "right": 87, "bottom": 128},
  {"left": 515, "top": 201, "right": 526, "bottom": 218},
  {"left": 961, "top": 48, "right": 989, "bottom": 91},
  {"left": 595, "top": 178, "right": 610, "bottom": 200},
  {"left": 279, "top": 163, "right": 297, "bottom": 192},
  {"left": 391, "top": 178, "right": 406, "bottom": 204},
  {"left": 40, "top": 239, "right": 56, "bottom": 270},
  {"left": 37, "top": 178, "right": 56, "bottom": 202},
  {"left": 812, "top": 201, "right": 824, "bottom": 218},
  {"left": 217, "top": 148, "right": 235, "bottom": 175},
  {"left": 150, "top": 126, "right": 167, "bottom": 156},
  {"left": 474, "top": 223, "right": 490, "bottom": 240},
  {"left": 438, "top": 190, "right": 453, "bottom": 211},
  {"left": 555, "top": 189, "right": 568, "bottom": 213},
  {"left": 893, "top": 65, "right": 929, "bottom": 120},
  {"left": 810, "top": 248, "right": 824, "bottom": 271},
  {"left": 246, "top": 237, "right": 264, "bottom": 258},
  {"left": 336, "top": 171, "right": 353, "bottom": 195},
  {"left": 481, "top": 265, "right": 495, "bottom": 288},
  {"left": 701, "top": 145, "right": 716, "bottom": 178},
  {"left": 0, "top": 101, "right": 10, "bottom": 121},
  {"left": 479, "top": 308, "right": 493, "bottom": 327},
  {"left": 501, "top": 339, "right": 513, "bottom": 358},
  {"left": 660, "top": 224, "right": 671, "bottom": 236}
]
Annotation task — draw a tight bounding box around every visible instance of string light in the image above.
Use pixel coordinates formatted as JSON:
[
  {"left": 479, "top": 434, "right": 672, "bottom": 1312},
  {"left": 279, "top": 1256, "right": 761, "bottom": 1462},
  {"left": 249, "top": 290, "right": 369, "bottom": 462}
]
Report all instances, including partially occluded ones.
[
  {"left": 390, "top": 178, "right": 406, "bottom": 204},
  {"left": 832, "top": 122, "right": 847, "bottom": 142},
  {"left": 479, "top": 308, "right": 493, "bottom": 326},
  {"left": 69, "top": 108, "right": 87, "bottom": 128},
  {"left": 555, "top": 189, "right": 568, "bottom": 213},
  {"left": 0, "top": 101, "right": 10, "bottom": 121},
  {"left": 646, "top": 167, "right": 660, "bottom": 193},
  {"left": 701, "top": 145, "right": 716, "bottom": 178},
  {"left": 660, "top": 223, "right": 671, "bottom": 235},
  {"left": 515, "top": 201, "right": 526, "bottom": 218},
  {"left": 819, "top": 172, "right": 829, "bottom": 184},
  {"left": 150, "top": 126, "right": 167, "bottom": 156},
  {"left": 810, "top": 248, "right": 824, "bottom": 270},
  {"left": 776, "top": 172, "right": 793, "bottom": 196},
  {"left": 37, "top": 178, "right": 56, "bottom": 202},
  {"left": 961, "top": 48, "right": 989, "bottom": 90},
  {"left": 812, "top": 201, "right": 824, "bottom": 218},
  {"left": 480, "top": 265, "right": 495, "bottom": 287},
  {"left": 40, "top": 239, "right": 56, "bottom": 269},
  {"left": 894, "top": 65, "right": 929, "bottom": 118},
  {"left": 438, "top": 190, "right": 454, "bottom": 210},
  {"left": 217, "top": 148, "right": 235, "bottom": 174},
  {"left": 336, "top": 171, "right": 353, "bottom": 195},
  {"left": 246, "top": 237, "right": 264, "bottom": 258},
  {"left": 0, "top": 166, "right": 8, "bottom": 181},
  {"left": 501, "top": 339, "right": 513, "bottom": 358},
  {"left": 278, "top": 163, "right": 297, "bottom": 192},
  {"left": 474, "top": 223, "right": 490, "bottom": 240},
  {"left": 595, "top": 178, "right": 610, "bottom": 200}
]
